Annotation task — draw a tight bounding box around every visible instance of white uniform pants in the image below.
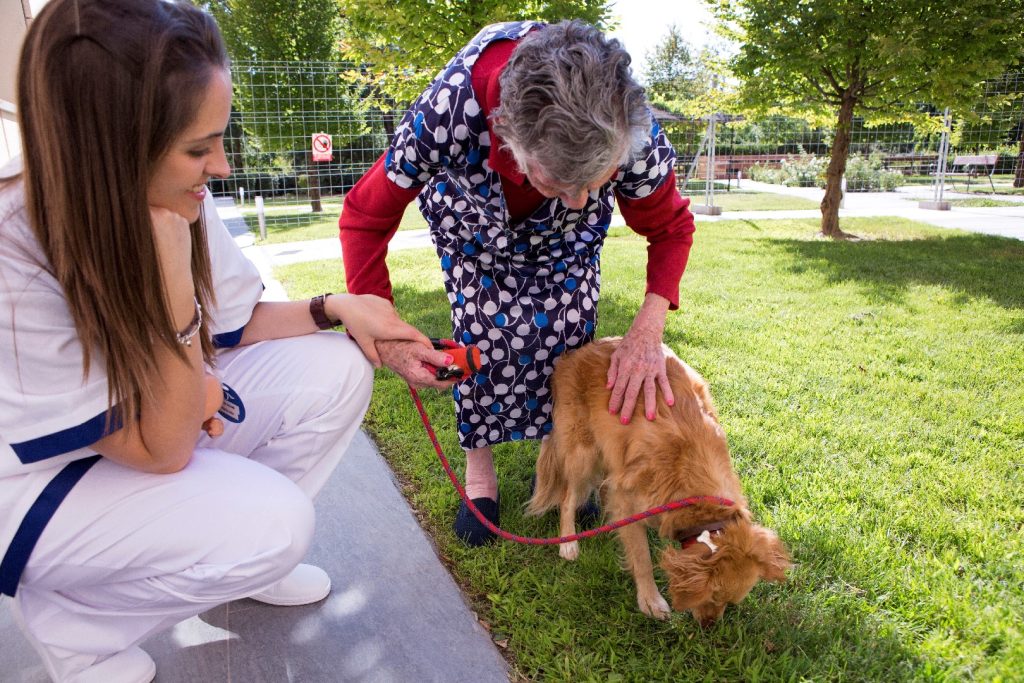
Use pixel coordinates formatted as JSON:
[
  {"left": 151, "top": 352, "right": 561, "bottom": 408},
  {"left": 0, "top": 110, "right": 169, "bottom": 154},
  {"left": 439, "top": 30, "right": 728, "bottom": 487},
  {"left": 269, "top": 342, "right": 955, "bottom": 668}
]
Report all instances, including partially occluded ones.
[{"left": 8, "top": 332, "right": 372, "bottom": 682}]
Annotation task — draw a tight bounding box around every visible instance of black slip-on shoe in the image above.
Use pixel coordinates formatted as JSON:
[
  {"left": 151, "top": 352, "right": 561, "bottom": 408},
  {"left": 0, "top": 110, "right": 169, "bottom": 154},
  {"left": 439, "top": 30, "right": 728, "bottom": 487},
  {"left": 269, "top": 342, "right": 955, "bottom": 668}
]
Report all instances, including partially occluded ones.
[{"left": 454, "top": 496, "right": 500, "bottom": 546}]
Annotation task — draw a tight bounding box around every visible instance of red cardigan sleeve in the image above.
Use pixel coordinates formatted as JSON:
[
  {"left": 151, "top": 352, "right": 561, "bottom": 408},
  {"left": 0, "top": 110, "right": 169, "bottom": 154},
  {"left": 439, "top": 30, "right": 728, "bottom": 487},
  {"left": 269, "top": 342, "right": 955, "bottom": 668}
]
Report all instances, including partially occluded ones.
[
  {"left": 337, "top": 153, "right": 422, "bottom": 300},
  {"left": 616, "top": 168, "right": 695, "bottom": 310}
]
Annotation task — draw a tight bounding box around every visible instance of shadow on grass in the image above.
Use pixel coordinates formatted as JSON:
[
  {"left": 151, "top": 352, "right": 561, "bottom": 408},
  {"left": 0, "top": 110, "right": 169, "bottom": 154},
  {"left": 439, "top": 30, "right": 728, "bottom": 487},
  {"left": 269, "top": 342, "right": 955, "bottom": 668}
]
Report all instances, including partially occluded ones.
[
  {"left": 766, "top": 231, "right": 1024, "bottom": 313},
  {"left": 384, "top": 279, "right": 929, "bottom": 680}
]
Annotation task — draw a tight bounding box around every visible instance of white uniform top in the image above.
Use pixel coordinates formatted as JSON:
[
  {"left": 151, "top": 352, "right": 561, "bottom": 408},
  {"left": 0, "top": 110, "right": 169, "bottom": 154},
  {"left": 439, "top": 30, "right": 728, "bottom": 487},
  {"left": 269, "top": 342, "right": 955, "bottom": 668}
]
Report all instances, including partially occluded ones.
[{"left": 0, "top": 156, "right": 263, "bottom": 593}]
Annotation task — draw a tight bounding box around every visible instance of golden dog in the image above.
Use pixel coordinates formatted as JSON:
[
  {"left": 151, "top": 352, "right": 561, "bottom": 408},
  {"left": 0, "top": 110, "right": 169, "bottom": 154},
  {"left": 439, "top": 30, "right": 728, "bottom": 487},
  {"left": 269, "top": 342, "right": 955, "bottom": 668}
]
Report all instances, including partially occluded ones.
[{"left": 527, "top": 338, "right": 790, "bottom": 624}]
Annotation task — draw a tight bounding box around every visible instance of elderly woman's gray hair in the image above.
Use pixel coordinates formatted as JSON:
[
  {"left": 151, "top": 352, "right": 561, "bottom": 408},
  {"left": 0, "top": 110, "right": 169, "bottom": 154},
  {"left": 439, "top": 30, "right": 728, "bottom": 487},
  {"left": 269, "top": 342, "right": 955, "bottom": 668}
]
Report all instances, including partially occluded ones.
[{"left": 492, "top": 20, "right": 651, "bottom": 190}]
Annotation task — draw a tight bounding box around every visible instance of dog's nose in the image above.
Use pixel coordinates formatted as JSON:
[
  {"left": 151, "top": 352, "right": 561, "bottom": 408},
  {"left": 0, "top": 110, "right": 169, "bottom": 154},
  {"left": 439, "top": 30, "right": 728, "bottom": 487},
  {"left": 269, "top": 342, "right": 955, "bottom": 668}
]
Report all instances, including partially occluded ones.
[{"left": 698, "top": 614, "right": 719, "bottom": 629}]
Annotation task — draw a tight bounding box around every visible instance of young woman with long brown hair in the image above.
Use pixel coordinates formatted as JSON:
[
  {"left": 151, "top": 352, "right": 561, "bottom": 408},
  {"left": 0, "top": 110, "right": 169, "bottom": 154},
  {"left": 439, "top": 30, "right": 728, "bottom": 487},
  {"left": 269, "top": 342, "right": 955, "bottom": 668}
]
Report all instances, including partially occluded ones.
[{"left": 0, "top": 1, "right": 445, "bottom": 680}]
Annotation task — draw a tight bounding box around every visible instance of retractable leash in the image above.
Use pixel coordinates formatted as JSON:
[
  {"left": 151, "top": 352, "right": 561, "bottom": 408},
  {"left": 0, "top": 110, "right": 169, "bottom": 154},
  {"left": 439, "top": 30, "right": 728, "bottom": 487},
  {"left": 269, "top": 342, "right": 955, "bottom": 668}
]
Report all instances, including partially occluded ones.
[
  {"left": 411, "top": 340, "right": 734, "bottom": 546},
  {"left": 428, "top": 338, "right": 482, "bottom": 381}
]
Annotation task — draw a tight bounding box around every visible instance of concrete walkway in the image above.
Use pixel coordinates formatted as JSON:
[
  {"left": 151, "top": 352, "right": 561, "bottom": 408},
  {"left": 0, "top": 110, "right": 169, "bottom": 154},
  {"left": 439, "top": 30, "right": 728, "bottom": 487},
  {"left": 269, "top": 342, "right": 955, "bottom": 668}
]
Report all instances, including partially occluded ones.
[
  {"left": 0, "top": 200, "right": 511, "bottom": 682},
  {"left": 256, "top": 181, "right": 1023, "bottom": 269},
  {"left": 1, "top": 438, "right": 509, "bottom": 683}
]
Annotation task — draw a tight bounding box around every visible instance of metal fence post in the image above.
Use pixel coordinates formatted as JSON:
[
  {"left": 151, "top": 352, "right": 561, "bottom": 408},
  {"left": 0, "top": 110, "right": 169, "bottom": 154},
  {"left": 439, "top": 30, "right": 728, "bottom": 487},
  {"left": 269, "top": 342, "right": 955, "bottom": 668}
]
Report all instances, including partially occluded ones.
[
  {"left": 920, "top": 107, "right": 951, "bottom": 210},
  {"left": 693, "top": 112, "right": 723, "bottom": 216},
  {"left": 255, "top": 195, "right": 266, "bottom": 240}
]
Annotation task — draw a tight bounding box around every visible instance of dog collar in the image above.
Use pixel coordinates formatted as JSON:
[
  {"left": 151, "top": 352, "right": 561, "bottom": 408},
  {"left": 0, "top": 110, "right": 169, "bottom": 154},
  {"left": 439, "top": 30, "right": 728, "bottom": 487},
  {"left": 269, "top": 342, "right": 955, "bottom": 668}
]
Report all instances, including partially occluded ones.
[{"left": 676, "top": 520, "right": 729, "bottom": 551}]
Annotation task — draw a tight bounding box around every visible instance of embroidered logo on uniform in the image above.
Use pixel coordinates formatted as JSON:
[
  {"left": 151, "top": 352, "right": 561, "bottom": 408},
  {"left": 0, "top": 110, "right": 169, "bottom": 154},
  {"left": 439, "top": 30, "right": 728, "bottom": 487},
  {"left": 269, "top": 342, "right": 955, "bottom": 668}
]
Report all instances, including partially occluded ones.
[{"left": 218, "top": 383, "right": 245, "bottom": 423}]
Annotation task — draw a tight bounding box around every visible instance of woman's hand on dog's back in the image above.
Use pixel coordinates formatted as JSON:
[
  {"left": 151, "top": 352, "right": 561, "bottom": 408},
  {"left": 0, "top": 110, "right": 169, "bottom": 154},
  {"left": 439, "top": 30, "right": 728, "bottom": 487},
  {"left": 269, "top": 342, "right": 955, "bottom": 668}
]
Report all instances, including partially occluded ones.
[{"left": 607, "top": 293, "right": 675, "bottom": 423}]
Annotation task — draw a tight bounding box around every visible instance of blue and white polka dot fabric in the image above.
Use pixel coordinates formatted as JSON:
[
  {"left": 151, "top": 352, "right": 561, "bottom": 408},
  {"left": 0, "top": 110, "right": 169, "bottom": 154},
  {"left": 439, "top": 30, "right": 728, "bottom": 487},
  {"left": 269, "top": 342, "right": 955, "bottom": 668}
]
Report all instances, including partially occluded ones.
[{"left": 385, "top": 22, "right": 677, "bottom": 448}]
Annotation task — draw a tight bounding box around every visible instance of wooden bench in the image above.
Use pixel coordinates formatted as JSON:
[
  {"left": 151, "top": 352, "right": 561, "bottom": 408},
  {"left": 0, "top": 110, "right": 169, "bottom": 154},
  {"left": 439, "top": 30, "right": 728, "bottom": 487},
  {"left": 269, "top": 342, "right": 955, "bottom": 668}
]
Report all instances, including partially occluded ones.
[
  {"left": 947, "top": 154, "right": 997, "bottom": 192},
  {"left": 684, "top": 160, "right": 743, "bottom": 191},
  {"left": 883, "top": 154, "right": 939, "bottom": 176}
]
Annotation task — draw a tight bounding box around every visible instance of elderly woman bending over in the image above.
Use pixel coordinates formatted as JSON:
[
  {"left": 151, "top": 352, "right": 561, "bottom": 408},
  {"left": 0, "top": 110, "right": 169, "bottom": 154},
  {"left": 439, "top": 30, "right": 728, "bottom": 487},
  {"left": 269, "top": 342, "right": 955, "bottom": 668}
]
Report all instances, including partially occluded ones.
[{"left": 338, "top": 20, "right": 696, "bottom": 546}]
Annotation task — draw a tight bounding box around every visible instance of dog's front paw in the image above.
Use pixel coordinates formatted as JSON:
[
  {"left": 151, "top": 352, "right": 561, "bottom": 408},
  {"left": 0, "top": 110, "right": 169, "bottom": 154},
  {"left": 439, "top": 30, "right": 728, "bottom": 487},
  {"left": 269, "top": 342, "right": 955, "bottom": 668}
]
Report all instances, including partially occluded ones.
[
  {"left": 637, "top": 591, "right": 671, "bottom": 620},
  {"left": 559, "top": 541, "right": 579, "bottom": 561}
]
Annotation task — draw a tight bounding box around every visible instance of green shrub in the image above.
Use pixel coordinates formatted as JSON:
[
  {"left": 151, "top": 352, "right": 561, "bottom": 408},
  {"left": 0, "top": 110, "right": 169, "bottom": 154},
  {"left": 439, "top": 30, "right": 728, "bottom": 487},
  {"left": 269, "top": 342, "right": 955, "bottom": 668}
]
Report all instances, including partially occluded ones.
[
  {"left": 748, "top": 149, "right": 904, "bottom": 192},
  {"left": 747, "top": 148, "right": 827, "bottom": 187},
  {"left": 844, "top": 150, "right": 904, "bottom": 191}
]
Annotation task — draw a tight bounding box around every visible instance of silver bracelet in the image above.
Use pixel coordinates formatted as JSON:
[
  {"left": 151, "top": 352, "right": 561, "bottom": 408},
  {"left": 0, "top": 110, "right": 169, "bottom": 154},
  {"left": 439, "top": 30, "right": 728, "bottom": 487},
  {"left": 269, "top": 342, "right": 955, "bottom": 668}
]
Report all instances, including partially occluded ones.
[{"left": 176, "top": 296, "right": 203, "bottom": 347}]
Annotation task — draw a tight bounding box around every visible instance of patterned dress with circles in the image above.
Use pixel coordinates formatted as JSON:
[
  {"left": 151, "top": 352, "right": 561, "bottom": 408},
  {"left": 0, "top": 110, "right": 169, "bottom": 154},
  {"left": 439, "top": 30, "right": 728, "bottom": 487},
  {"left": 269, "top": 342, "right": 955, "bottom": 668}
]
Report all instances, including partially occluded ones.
[{"left": 385, "top": 21, "right": 678, "bottom": 449}]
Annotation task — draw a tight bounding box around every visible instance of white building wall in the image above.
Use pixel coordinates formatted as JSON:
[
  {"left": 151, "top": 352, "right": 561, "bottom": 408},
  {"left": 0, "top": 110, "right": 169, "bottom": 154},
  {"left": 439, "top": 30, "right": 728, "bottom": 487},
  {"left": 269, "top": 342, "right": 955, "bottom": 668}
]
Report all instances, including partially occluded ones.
[{"left": 0, "top": 0, "right": 43, "bottom": 165}]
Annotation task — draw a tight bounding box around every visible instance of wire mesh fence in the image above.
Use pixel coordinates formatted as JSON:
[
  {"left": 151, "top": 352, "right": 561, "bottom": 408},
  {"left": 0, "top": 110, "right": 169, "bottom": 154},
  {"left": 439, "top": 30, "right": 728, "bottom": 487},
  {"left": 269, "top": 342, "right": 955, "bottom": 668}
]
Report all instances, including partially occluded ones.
[
  {"left": 220, "top": 62, "right": 1023, "bottom": 238},
  {"left": 213, "top": 61, "right": 402, "bottom": 238}
]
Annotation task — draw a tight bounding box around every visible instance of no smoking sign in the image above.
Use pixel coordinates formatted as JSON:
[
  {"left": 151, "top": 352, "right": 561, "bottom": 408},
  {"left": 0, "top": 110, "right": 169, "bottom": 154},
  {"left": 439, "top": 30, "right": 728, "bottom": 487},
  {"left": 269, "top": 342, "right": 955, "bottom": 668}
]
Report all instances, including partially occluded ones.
[{"left": 311, "top": 132, "right": 332, "bottom": 162}]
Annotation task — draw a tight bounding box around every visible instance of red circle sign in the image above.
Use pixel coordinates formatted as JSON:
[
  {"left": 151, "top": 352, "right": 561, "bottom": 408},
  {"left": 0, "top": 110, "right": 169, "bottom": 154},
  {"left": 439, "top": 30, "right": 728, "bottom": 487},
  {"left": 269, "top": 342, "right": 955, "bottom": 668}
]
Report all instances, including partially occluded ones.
[{"left": 311, "top": 133, "right": 332, "bottom": 161}]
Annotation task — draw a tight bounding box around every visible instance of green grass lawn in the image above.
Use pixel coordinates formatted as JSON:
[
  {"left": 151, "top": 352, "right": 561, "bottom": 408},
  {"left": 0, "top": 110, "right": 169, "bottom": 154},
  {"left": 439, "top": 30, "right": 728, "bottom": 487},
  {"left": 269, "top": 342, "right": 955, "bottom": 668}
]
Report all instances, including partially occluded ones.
[
  {"left": 904, "top": 197, "right": 1024, "bottom": 208},
  {"left": 241, "top": 200, "right": 428, "bottom": 244},
  {"left": 943, "top": 175, "right": 1023, "bottom": 196},
  {"left": 961, "top": 185, "right": 1024, "bottom": 197},
  {"left": 277, "top": 217, "right": 1023, "bottom": 680},
  {"left": 887, "top": 175, "right": 1024, "bottom": 197},
  {"left": 240, "top": 190, "right": 820, "bottom": 243},
  {"left": 685, "top": 190, "right": 820, "bottom": 212}
]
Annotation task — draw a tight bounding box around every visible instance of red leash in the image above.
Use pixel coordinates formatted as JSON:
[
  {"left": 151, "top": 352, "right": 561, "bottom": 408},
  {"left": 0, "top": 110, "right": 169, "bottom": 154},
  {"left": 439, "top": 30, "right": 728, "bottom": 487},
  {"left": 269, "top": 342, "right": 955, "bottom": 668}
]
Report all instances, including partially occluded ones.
[{"left": 408, "top": 386, "right": 734, "bottom": 545}]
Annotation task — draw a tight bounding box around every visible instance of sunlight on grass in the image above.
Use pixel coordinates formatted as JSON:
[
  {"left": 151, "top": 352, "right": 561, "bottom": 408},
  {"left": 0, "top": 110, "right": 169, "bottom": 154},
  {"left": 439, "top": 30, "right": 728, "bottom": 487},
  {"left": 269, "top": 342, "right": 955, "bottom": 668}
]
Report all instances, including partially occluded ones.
[
  {"left": 946, "top": 198, "right": 1022, "bottom": 208},
  {"left": 241, "top": 190, "right": 822, "bottom": 244},
  {"left": 685, "top": 189, "right": 820, "bottom": 211},
  {"left": 276, "top": 217, "right": 1023, "bottom": 681}
]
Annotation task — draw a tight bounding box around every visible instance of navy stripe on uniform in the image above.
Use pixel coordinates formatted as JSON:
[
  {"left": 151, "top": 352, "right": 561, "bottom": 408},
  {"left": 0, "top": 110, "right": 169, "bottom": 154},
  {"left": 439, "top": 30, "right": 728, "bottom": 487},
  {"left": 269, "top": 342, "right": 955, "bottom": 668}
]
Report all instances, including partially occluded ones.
[
  {"left": 0, "top": 455, "right": 102, "bottom": 597},
  {"left": 10, "top": 406, "right": 122, "bottom": 464},
  {"left": 213, "top": 326, "right": 245, "bottom": 348}
]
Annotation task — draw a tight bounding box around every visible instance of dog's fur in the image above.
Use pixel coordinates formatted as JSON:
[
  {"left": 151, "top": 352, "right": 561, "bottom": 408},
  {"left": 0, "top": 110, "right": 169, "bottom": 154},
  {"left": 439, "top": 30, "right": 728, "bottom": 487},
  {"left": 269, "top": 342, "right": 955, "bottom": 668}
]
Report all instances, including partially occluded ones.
[{"left": 527, "top": 338, "right": 790, "bottom": 623}]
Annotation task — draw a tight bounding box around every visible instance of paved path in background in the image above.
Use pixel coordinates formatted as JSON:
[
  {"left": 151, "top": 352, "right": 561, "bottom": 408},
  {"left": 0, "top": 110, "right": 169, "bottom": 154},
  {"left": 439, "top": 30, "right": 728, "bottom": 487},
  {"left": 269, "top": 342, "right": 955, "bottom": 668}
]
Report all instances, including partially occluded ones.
[
  {"left": 731, "top": 180, "right": 1024, "bottom": 240},
  {"left": 244, "top": 182, "right": 1023, "bottom": 269}
]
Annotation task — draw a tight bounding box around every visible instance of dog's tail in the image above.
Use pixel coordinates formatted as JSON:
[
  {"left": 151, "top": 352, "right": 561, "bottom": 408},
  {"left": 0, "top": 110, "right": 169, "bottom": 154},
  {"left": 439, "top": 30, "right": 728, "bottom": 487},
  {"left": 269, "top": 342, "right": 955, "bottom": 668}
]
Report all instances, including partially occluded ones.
[{"left": 525, "top": 436, "right": 566, "bottom": 517}]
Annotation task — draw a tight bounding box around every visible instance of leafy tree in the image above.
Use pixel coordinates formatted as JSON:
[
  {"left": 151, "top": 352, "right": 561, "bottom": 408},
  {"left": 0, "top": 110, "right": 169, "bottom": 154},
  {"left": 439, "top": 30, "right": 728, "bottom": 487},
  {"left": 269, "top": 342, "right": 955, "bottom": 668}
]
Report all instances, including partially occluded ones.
[
  {"left": 643, "top": 25, "right": 727, "bottom": 118},
  {"left": 641, "top": 26, "right": 733, "bottom": 190},
  {"left": 337, "top": 0, "right": 614, "bottom": 106},
  {"left": 999, "top": 67, "right": 1024, "bottom": 188},
  {"left": 209, "top": 0, "right": 365, "bottom": 211},
  {"left": 708, "top": 0, "right": 1024, "bottom": 238},
  {"left": 208, "top": 0, "right": 342, "bottom": 63},
  {"left": 645, "top": 26, "right": 701, "bottom": 105},
  {"left": 1016, "top": 116, "right": 1024, "bottom": 188}
]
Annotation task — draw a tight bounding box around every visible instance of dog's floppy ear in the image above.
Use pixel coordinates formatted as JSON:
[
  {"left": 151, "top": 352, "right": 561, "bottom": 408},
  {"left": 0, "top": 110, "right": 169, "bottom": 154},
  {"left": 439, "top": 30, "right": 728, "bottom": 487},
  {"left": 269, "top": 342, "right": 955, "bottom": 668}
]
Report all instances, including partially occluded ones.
[
  {"left": 659, "top": 547, "right": 714, "bottom": 610},
  {"left": 750, "top": 525, "right": 791, "bottom": 582}
]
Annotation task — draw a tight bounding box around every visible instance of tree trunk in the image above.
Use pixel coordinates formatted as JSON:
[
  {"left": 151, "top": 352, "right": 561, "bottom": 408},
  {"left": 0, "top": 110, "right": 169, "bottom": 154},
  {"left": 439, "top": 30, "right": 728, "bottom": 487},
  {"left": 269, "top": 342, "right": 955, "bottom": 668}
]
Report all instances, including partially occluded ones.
[
  {"left": 821, "top": 94, "right": 858, "bottom": 240},
  {"left": 306, "top": 151, "right": 323, "bottom": 213},
  {"left": 226, "top": 116, "right": 245, "bottom": 175},
  {"left": 1014, "top": 127, "right": 1023, "bottom": 188},
  {"left": 382, "top": 107, "right": 397, "bottom": 139}
]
